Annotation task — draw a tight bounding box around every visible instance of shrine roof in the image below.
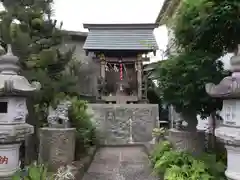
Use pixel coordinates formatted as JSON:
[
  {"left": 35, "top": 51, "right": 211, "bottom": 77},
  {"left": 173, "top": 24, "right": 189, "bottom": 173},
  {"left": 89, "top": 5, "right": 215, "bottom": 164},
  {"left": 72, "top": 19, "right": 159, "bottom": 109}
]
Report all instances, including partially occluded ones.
[
  {"left": 62, "top": 30, "right": 88, "bottom": 37},
  {"left": 83, "top": 23, "right": 159, "bottom": 52}
]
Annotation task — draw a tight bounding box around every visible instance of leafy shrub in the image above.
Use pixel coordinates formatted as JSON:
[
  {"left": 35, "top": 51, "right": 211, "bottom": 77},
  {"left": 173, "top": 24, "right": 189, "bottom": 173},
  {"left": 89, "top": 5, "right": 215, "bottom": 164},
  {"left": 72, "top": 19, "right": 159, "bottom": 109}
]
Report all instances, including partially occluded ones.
[
  {"left": 12, "top": 163, "right": 50, "bottom": 180},
  {"left": 150, "top": 141, "right": 172, "bottom": 166},
  {"left": 199, "top": 153, "right": 226, "bottom": 180},
  {"left": 151, "top": 141, "right": 226, "bottom": 179},
  {"left": 51, "top": 94, "right": 97, "bottom": 158},
  {"left": 173, "top": 0, "right": 240, "bottom": 54},
  {"left": 156, "top": 51, "right": 224, "bottom": 117},
  {"left": 68, "top": 96, "right": 97, "bottom": 154},
  {"left": 152, "top": 128, "right": 166, "bottom": 137},
  {"left": 12, "top": 163, "right": 76, "bottom": 180},
  {"left": 153, "top": 150, "right": 194, "bottom": 175},
  {"left": 164, "top": 160, "right": 212, "bottom": 180},
  {"left": 164, "top": 154, "right": 226, "bottom": 180}
]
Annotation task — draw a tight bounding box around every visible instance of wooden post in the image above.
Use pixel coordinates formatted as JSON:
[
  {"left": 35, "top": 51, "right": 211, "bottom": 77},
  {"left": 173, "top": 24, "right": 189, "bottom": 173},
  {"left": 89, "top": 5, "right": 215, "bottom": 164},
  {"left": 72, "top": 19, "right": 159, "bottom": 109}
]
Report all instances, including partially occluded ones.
[
  {"left": 136, "top": 55, "right": 142, "bottom": 100},
  {"left": 100, "top": 60, "right": 106, "bottom": 79}
]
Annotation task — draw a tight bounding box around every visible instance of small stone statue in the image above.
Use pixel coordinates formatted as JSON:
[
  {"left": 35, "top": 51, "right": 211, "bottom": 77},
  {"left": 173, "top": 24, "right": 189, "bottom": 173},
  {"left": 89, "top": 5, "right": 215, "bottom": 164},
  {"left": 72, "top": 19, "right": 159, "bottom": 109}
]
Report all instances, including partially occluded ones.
[
  {"left": 175, "top": 118, "right": 183, "bottom": 130},
  {"left": 174, "top": 117, "right": 188, "bottom": 130},
  {"left": 47, "top": 100, "right": 72, "bottom": 128}
]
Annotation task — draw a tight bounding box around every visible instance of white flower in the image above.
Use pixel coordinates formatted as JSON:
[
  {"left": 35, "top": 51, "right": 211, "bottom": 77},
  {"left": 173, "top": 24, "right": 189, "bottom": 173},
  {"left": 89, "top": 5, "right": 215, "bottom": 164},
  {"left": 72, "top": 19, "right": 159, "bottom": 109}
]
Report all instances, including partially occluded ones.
[
  {"left": 53, "top": 165, "right": 76, "bottom": 180},
  {"left": 181, "top": 121, "right": 188, "bottom": 127}
]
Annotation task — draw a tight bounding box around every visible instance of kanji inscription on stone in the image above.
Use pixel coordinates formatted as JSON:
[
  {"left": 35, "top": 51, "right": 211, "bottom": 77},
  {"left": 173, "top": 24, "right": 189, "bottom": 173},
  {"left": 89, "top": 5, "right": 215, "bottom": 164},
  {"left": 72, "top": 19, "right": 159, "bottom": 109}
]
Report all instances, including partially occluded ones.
[
  {"left": 0, "top": 156, "right": 8, "bottom": 164},
  {"left": 223, "top": 100, "right": 237, "bottom": 126}
]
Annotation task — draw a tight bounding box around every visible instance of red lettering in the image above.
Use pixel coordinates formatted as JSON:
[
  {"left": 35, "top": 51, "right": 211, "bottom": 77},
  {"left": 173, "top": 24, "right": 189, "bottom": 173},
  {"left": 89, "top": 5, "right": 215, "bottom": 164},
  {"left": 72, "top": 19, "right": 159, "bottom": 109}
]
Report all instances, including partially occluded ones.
[{"left": 0, "top": 156, "right": 8, "bottom": 164}]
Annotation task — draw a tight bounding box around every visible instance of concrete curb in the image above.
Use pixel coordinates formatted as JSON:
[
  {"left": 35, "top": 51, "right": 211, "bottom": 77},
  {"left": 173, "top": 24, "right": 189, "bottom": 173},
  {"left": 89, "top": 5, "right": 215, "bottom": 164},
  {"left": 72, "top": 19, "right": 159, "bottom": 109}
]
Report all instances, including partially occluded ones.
[{"left": 72, "top": 145, "right": 98, "bottom": 180}]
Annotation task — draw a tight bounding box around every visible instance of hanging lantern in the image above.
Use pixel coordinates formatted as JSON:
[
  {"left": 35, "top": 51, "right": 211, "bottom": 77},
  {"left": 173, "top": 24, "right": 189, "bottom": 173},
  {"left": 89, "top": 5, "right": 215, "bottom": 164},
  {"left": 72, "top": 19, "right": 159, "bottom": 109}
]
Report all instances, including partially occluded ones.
[{"left": 120, "top": 62, "right": 123, "bottom": 80}]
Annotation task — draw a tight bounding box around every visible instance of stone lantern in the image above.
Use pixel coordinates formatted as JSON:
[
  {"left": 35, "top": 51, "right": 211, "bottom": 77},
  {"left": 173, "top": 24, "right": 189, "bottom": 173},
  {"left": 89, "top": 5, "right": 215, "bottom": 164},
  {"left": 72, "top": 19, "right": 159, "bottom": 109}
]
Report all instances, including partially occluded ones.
[
  {"left": 0, "top": 44, "right": 40, "bottom": 179},
  {"left": 206, "top": 45, "right": 240, "bottom": 180}
]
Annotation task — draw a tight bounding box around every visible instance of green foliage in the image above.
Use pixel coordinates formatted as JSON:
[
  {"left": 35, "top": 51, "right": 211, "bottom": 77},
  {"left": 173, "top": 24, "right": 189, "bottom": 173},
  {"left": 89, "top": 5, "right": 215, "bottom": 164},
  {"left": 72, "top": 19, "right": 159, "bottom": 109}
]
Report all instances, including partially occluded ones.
[
  {"left": 199, "top": 153, "right": 226, "bottom": 179},
  {"left": 0, "top": 0, "right": 81, "bottom": 123},
  {"left": 50, "top": 94, "right": 97, "bottom": 157},
  {"left": 152, "top": 127, "right": 166, "bottom": 137},
  {"left": 150, "top": 141, "right": 172, "bottom": 166},
  {"left": 68, "top": 96, "right": 97, "bottom": 151},
  {"left": 12, "top": 163, "right": 76, "bottom": 180},
  {"left": 164, "top": 160, "right": 213, "bottom": 180},
  {"left": 155, "top": 0, "right": 237, "bottom": 117},
  {"left": 150, "top": 141, "right": 226, "bottom": 180},
  {"left": 216, "top": 149, "right": 227, "bottom": 165},
  {"left": 174, "top": 0, "right": 240, "bottom": 54},
  {"left": 154, "top": 150, "right": 194, "bottom": 175},
  {"left": 157, "top": 51, "right": 226, "bottom": 117},
  {"left": 12, "top": 163, "right": 52, "bottom": 180}
]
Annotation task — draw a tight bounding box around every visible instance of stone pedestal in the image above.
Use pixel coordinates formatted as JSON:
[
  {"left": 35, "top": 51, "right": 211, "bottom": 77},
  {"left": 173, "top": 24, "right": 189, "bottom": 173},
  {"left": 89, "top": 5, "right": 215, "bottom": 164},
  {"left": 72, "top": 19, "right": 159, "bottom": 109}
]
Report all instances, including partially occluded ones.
[
  {"left": 215, "top": 126, "right": 240, "bottom": 180},
  {"left": 205, "top": 45, "right": 240, "bottom": 180},
  {"left": 168, "top": 128, "right": 205, "bottom": 155},
  {"left": 225, "top": 145, "right": 240, "bottom": 180},
  {"left": 38, "top": 128, "right": 76, "bottom": 171},
  {"left": 0, "top": 144, "right": 20, "bottom": 177}
]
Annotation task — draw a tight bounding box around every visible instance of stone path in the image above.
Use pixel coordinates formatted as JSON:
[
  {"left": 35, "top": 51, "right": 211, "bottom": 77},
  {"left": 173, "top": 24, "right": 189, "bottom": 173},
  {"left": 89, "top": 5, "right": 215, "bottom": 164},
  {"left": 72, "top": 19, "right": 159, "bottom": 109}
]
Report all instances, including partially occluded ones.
[{"left": 82, "top": 146, "right": 158, "bottom": 180}]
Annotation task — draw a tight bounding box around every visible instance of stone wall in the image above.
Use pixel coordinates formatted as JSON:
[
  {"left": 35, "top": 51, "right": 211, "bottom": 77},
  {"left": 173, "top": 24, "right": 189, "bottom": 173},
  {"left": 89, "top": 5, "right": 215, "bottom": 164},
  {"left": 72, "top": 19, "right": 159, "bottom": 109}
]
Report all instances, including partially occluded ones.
[{"left": 89, "top": 104, "right": 159, "bottom": 145}]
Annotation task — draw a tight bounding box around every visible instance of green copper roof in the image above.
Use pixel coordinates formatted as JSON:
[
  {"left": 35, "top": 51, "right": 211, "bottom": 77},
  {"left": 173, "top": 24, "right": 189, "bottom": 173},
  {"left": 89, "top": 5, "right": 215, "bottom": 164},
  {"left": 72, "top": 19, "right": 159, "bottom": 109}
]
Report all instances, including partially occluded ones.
[{"left": 83, "top": 24, "right": 158, "bottom": 52}]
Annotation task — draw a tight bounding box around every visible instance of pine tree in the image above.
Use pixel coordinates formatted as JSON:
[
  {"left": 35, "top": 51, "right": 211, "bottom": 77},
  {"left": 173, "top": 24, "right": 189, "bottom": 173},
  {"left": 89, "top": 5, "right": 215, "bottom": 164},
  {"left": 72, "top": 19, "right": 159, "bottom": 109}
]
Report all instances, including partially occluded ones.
[
  {"left": 0, "top": 0, "right": 80, "bottom": 110},
  {"left": 0, "top": 0, "right": 81, "bottom": 164}
]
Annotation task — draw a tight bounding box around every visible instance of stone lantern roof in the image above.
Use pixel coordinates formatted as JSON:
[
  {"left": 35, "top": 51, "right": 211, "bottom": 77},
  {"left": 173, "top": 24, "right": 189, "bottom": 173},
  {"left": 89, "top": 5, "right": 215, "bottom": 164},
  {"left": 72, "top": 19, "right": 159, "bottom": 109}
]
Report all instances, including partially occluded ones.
[
  {"left": 205, "top": 45, "right": 240, "bottom": 99},
  {"left": 0, "top": 44, "right": 40, "bottom": 96}
]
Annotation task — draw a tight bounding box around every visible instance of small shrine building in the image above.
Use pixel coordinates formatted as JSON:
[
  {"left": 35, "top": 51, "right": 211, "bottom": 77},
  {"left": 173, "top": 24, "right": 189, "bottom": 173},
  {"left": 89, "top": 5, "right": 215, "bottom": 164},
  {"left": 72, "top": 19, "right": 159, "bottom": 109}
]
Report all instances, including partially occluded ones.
[{"left": 83, "top": 23, "right": 158, "bottom": 104}]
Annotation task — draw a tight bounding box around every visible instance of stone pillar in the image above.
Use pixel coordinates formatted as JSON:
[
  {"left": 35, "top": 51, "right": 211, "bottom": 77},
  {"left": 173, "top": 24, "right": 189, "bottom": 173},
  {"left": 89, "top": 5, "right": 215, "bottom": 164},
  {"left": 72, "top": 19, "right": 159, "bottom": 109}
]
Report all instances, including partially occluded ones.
[
  {"left": 100, "top": 59, "right": 106, "bottom": 79},
  {"left": 38, "top": 128, "right": 76, "bottom": 171},
  {"left": 0, "top": 44, "right": 40, "bottom": 179},
  {"left": 136, "top": 55, "right": 142, "bottom": 100},
  {"left": 205, "top": 45, "right": 240, "bottom": 180}
]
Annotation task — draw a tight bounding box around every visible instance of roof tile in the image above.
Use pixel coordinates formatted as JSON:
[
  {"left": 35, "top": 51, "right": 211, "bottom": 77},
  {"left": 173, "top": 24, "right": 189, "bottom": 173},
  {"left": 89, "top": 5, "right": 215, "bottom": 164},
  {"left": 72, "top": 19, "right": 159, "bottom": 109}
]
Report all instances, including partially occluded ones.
[{"left": 83, "top": 24, "right": 158, "bottom": 51}]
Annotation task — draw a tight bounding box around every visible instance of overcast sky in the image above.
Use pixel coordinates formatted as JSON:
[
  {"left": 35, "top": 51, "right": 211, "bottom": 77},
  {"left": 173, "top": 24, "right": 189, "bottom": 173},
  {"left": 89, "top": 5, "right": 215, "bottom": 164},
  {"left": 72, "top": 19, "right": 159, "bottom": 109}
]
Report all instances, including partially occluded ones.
[{"left": 53, "top": 0, "right": 168, "bottom": 62}]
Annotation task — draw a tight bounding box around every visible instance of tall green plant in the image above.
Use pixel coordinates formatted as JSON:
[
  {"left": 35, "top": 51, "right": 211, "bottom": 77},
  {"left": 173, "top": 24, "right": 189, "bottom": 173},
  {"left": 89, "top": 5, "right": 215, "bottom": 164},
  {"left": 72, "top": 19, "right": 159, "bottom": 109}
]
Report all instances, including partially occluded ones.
[
  {"left": 155, "top": 0, "right": 237, "bottom": 119},
  {"left": 157, "top": 51, "right": 226, "bottom": 118},
  {"left": 0, "top": 0, "right": 80, "bottom": 121},
  {"left": 12, "top": 163, "right": 76, "bottom": 180},
  {"left": 164, "top": 161, "right": 213, "bottom": 180},
  {"left": 12, "top": 163, "right": 50, "bottom": 180},
  {"left": 68, "top": 96, "right": 97, "bottom": 152},
  {"left": 174, "top": 0, "right": 240, "bottom": 54},
  {"left": 150, "top": 141, "right": 172, "bottom": 166}
]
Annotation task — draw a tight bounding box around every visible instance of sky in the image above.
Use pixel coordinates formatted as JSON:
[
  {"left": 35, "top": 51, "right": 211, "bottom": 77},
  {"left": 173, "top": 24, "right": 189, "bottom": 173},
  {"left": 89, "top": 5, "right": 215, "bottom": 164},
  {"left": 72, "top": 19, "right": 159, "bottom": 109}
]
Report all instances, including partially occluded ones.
[
  {"left": 53, "top": 0, "right": 168, "bottom": 63},
  {"left": 0, "top": 0, "right": 232, "bottom": 67}
]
